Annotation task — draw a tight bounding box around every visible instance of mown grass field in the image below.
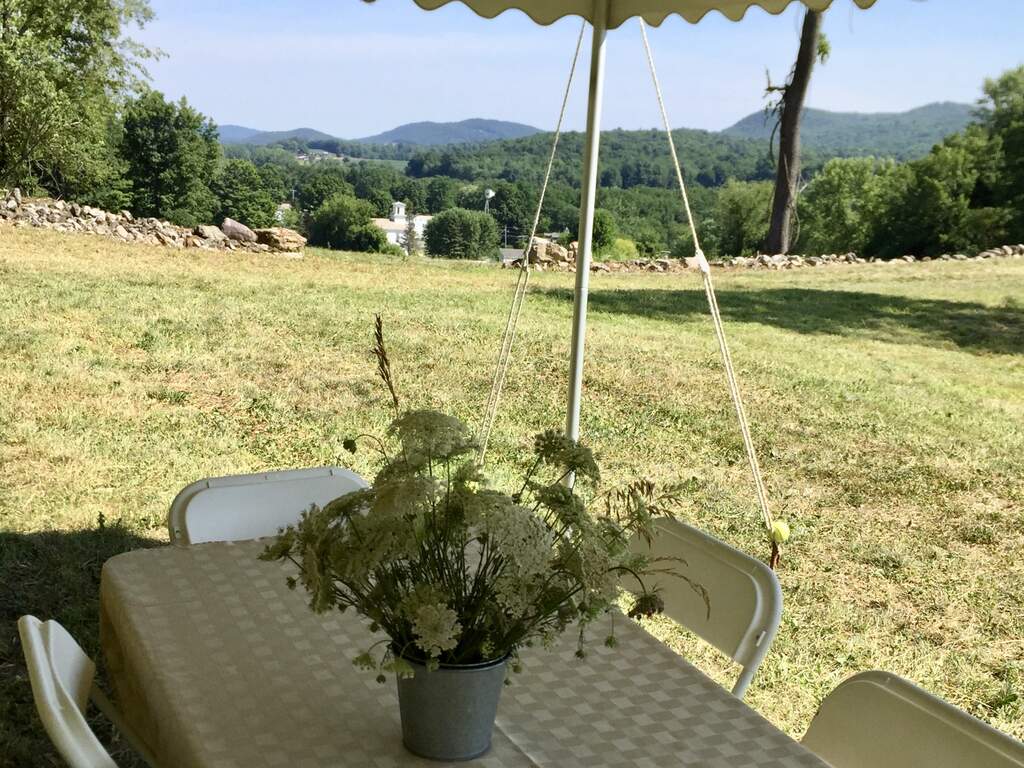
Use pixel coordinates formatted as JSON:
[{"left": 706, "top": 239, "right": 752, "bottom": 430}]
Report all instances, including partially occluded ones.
[{"left": 1, "top": 226, "right": 1022, "bottom": 764}]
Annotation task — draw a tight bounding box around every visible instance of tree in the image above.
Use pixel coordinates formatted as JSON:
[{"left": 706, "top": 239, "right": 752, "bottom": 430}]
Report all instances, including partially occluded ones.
[
  {"left": 424, "top": 208, "right": 499, "bottom": 260},
  {"left": 978, "top": 66, "right": 1024, "bottom": 240},
  {"left": 764, "top": 11, "right": 825, "bottom": 254},
  {"left": 309, "top": 193, "right": 388, "bottom": 252},
  {"left": 797, "top": 157, "right": 898, "bottom": 256},
  {"left": 121, "top": 91, "right": 220, "bottom": 226},
  {"left": 426, "top": 176, "right": 459, "bottom": 213},
  {"left": 257, "top": 163, "right": 289, "bottom": 203},
  {"left": 296, "top": 166, "right": 352, "bottom": 212},
  {"left": 212, "top": 159, "right": 277, "bottom": 228},
  {"left": 401, "top": 217, "right": 422, "bottom": 255},
  {"left": 0, "top": 0, "right": 155, "bottom": 195},
  {"left": 489, "top": 181, "right": 533, "bottom": 240},
  {"left": 870, "top": 128, "right": 1009, "bottom": 257},
  {"left": 712, "top": 180, "right": 773, "bottom": 257},
  {"left": 592, "top": 209, "right": 617, "bottom": 252}
]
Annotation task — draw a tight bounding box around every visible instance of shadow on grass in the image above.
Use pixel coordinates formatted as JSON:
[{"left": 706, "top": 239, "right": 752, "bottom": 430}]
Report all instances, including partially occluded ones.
[
  {"left": 540, "top": 287, "right": 1024, "bottom": 356},
  {"left": 0, "top": 523, "right": 161, "bottom": 768}
]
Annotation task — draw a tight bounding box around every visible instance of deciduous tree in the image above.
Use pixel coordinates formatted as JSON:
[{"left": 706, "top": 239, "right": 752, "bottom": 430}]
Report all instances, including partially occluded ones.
[
  {"left": 424, "top": 208, "right": 499, "bottom": 260},
  {"left": 121, "top": 90, "right": 220, "bottom": 226},
  {"left": 212, "top": 159, "right": 277, "bottom": 229},
  {"left": 0, "top": 0, "right": 154, "bottom": 195}
]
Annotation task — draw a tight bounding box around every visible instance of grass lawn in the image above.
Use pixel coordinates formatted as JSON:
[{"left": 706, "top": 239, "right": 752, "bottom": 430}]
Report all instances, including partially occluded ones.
[{"left": 1, "top": 226, "right": 1022, "bottom": 764}]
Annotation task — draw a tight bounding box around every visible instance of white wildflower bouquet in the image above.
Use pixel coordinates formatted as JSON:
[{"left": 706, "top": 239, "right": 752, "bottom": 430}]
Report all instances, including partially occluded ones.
[{"left": 261, "top": 319, "right": 694, "bottom": 680}]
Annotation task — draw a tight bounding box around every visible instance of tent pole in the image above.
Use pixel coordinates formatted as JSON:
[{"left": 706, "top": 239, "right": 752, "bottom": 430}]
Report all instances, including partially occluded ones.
[{"left": 565, "top": 0, "right": 608, "bottom": 444}]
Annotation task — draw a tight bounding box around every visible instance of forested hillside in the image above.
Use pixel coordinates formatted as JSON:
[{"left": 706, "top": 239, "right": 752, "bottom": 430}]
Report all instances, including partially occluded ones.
[
  {"left": 357, "top": 118, "right": 541, "bottom": 145},
  {"left": 724, "top": 102, "right": 974, "bottom": 160},
  {"left": 404, "top": 128, "right": 781, "bottom": 189}
]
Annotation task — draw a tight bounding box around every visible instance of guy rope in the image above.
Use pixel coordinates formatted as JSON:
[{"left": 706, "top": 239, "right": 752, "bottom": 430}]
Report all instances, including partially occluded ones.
[{"left": 479, "top": 19, "right": 785, "bottom": 568}]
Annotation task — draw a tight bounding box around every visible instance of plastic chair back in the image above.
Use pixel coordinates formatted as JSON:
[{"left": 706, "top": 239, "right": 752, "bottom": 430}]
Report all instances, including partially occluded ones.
[
  {"left": 18, "top": 615, "right": 118, "bottom": 768},
  {"left": 629, "top": 518, "right": 782, "bottom": 698},
  {"left": 168, "top": 466, "right": 368, "bottom": 545},
  {"left": 802, "top": 670, "right": 1024, "bottom": 768}
]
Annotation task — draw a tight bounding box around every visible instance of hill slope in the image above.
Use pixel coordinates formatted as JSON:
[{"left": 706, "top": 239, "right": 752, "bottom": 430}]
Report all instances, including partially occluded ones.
[
  {"left": 218, "top": 126, "right": 338, "bottom": 146},
  {"left": 357, "top": 118, "right": 541, "bottom": 145},
  {"left": 723, "top": 102, "right": 974, "bottom": 160}
]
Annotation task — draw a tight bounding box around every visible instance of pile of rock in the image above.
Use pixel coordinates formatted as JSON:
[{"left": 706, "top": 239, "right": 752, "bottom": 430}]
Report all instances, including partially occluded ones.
[
  {"left": 726, "top": 247, "right": 1024, "bottom": 269},
  {"left": 0, "top": 188, "right": 306, "bottom": 255},
  {"left": 502, "top": 235, "right": 1024, "bottom": 275}
]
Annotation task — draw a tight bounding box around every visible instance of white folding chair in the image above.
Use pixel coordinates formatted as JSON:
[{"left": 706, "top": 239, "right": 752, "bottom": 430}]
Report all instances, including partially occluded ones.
[
  {"left": 168, "top": 466, "right": 368, "bottom": 545},
  {"left": 18, "top": 615, "right": 157, "bottom": 768},
  {"left": 628, "top": 517, "right": 782, "bottom": 698},
  {"left": 802, "top": 670, "right": 1024, "bottom": 768}
]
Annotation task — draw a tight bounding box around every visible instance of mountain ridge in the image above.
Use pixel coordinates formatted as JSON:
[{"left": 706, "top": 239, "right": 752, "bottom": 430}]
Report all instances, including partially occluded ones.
[
  {"left": 218, "top": 102, "right": 975, "bottom": 162},
  {"left": 723, "top": 101, "right": 973, "bottom": 160},
  {"left": 217, "top": 118, "right": 541, "bottom": 147},
  {"left": 357, "top": 118, "right": 541, "bottom": 145}
]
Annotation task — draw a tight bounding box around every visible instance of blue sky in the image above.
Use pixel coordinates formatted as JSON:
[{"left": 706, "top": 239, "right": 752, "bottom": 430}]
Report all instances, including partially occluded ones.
[{"left": 134, "top": 0, "right": 1024, "bottom": 137}]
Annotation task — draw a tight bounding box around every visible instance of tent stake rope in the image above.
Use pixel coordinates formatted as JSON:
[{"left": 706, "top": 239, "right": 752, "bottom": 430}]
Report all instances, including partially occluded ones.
[
  {"left": 638, "top": 19, "right": 776, "bottom": 543},
  {"left": 478, "top": 19, "right": 586, "bottom": 464}
]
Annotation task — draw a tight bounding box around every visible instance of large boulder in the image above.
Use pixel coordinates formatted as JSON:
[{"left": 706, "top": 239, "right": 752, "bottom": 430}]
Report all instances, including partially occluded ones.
[
  {"left": 221, "top": 217, "right": 256, "bottom": 243},
  {"left": 255, "top": 227, "right": 307, "bottom": 253},
  {"left": 547, "top": 242, "right": 570, "bottom": 263},
  {"left": 194, "top": 224, "right": 227, "bottom": 243},
  {"left": 528, "top": 237, "right": 550, "bottom": 263}
]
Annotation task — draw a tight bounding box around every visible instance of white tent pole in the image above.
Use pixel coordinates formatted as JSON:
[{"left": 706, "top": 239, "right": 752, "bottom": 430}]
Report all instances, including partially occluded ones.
[{"left": 565, "top": 0, "right": 609, "bottom": 443}]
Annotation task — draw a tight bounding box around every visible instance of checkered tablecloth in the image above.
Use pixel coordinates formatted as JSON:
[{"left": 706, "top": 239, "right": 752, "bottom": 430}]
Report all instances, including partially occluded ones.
[{"left": 100, "top": 540, "right": 827, "bottom": 768}]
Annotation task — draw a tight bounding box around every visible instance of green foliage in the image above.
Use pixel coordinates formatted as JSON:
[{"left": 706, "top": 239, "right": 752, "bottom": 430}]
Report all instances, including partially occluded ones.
[
  {"left": 296, "top": 166, "right": 353, "bottom": 213},
  {"left": 870, "top": 127, "right": 1009, "bottom": 257},
  {"left": 406, "top": 128, "right": 779, "bottom": 190},
  {"left": 592, "top": 209, "right": 617, "bottom": 251},
  {"left": 425, "top": 176, "right": 459, "bottom": 213},
  {"left": 600, "top": 238, "right": 639, "bottom": 262},
  {"left": 0, "top": 0, "right": 155, "bottom": 195},
  {"left": 256, "top": 163, "right": 289, "bottom": 202},
  {"left": 710, "top": 181, "right": 773, "bottom": 257},
  {"left": 212, "top": 159, "right": 277, "bottom": 228},
  {"left": 309, "top": 193, "right": 388, "bottom": 252},
  {"left": 121, "top": 90, "right": 220, "bottom": 227},
  {"left": 724, "top": 103, "right": 974, "bottom": 162},
  {"left": 488, "top": 180, "right": 533, "bottom": 235},
  {"left": 979, "top": 66, "right": 1024, "bottom": 240},
  {"left": 797, "top": 157, "right": 899, "bottom": 255},
  {"left": 261, "top": 406, "right": 682, "bottom": 672},
  {"left": 424, "top": 208, "right": 499, "bottom": 260}
]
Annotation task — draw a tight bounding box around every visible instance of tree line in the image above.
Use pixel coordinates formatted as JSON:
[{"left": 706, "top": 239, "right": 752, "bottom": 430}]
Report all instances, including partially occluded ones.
[{"left": 2, "top": 0, "right": 1022, "bottom": 261}]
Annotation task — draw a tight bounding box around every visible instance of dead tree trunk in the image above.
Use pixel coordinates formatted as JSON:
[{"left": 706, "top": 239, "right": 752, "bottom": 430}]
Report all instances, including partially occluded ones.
[{"left": 765, "top": 10, "right": 822, "bottom": 255}]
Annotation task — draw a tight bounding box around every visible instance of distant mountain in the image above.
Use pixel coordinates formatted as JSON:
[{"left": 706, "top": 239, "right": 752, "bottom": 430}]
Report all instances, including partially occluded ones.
[
  {"left": 356, "top": 119, "right": 541, "bottom": 146},
  {"left": 218, "top": 125, "right": 263, "bottom": 144},
  {"left": 722, "top": 102, "right": 974, "bottom": 161},
  {"left": 218, "top": 126, "right": 338, "bottom": 146}
]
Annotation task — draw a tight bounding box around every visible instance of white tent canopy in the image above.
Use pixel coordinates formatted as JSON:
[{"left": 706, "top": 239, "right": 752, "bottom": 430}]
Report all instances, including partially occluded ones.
[{"left": 406, "top": 0, "right": 877, "bottom": 27}]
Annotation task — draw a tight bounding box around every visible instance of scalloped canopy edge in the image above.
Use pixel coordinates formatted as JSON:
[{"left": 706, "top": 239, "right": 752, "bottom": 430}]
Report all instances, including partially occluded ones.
[{"left": 403, "top": 0, "right": 879, "bottom": 29}]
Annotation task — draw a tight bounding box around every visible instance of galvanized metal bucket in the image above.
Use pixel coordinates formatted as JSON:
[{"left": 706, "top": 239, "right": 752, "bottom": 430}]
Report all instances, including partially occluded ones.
[{"left": 396, "top": 655, "right": 508, "bottom": 761}]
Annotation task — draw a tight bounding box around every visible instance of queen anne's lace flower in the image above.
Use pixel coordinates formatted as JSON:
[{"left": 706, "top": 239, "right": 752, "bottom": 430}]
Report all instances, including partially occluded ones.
[
  {"left": 485, "top": 503, "right": 553, "bottom": 579},
  {"left": 389, "top": 410, "right": 478, "bottom": 466},
  {"left": 412, "top": 603, "right": 462, "bottom": 658},
  {"left": 260, "top": 404, "right": 683, "bottom": 683}
]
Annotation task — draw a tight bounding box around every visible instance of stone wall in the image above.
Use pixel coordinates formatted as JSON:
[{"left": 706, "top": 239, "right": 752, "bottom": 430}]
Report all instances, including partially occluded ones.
[
  {"left": 1, "top": 189, "right": 306, "bottom": 255},
  {"left": 504, "top": 236, "right": 1024, "bottom": 274}
]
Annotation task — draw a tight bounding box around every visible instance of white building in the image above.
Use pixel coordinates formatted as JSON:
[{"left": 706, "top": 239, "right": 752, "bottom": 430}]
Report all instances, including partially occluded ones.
[{"left": 371, "top": 202, "right": 432, "bottom": 253}]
